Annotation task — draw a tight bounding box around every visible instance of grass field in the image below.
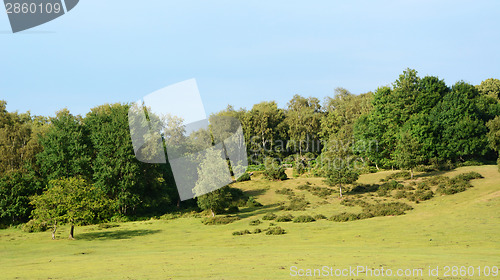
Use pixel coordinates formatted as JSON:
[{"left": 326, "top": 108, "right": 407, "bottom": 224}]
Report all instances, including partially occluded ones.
[{"left": 1, "top": 165, "right": 499, "bottom": 279}]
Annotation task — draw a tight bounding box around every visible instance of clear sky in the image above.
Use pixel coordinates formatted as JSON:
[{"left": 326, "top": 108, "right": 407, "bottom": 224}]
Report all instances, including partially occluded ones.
[{"left": 1, "top": 0, "right": 499, "bottom": 117}]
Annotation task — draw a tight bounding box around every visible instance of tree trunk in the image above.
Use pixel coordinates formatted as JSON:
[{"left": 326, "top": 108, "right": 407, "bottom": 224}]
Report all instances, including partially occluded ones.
[
  {"left": 210, "top": 209, "right": 215, "bottom": 217},
  {"left": 69, "top": 225, "right": 75, "bottom": 239},
  {"left": 51, "top": 223, "right": 57, "bottom": 240},
  {"left": 410, "top": 168, "right": 414, "bottom": 180},
  {"left": 177, "top": 198, "right": 180, "bottom": 209},
  {"left": 375, "top": 162, "right": 379, "bottom": 170},
  {"left": 339, "top": 184, "right": 343, "bottom": 198}
]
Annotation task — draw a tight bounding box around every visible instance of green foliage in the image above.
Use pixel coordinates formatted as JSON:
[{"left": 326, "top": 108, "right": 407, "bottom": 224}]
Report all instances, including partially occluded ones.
[
  {"left": 249, "top": 219, "right": 262, "bottom": 226},
  {"left": 31, "top": 177, "right": 112, "bottom": 229},
  {"left": 22, "top": 219, "right": 48, "bottom": 233},
  {"left": 201, "top": 215, "right": 239, "bottom": 225},
  {"left": 232, "top": 229, "right": 251, "bottom": 236},
  {"left": 293, "top": 215, "right": 316, "bottom": 223},
  {"left": 281, "top": 196, "right": 309, "bottom": 211},
  {"left": 236, "top": 172, "right": 251, "bottom": 182},
  {"left": 265, "top": 226, "right": 286, "bottom": 235},
  {"left": 246, "top": 196, "right": 263, "bottom": 207},
  {"left": 263, "top": 158, "right": 287, "bottom": 181},
  {"left": 393, "top": 131, "right": 424, "bottom": 178},
  {"left": 329, "top": 212, "right": 363, "bottom": 222},
  {"left": 313, "top": 214, "right": 327, "bottom": 220},
  {"left": 477, "top": 78, "right": 500, "bottom": 100},
  {"left": 262, "top": 213, "right": 277, "bottom": 220},
  {"left": 362, "top": 202, "right": 413, "bottom": 216},
  {"left": 275, "top": 188, "right": 294, "bottom": 196},
  {"left": 275, "top": 214, "right": 294, "bottom": 222}
]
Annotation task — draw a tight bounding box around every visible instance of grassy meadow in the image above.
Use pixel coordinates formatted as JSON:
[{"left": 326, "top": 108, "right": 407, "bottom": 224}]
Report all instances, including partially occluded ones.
[{"left": 1, "top": 165, "right": 499, "bottom": 279}]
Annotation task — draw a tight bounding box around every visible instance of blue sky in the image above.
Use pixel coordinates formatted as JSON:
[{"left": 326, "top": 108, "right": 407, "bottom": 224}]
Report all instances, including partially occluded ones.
[{"left": 1, "top": 0, "right": 499, "bottom": 117}]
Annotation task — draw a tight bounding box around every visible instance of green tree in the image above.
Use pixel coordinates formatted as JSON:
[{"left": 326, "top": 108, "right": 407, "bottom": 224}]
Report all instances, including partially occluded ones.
[
  {"left": 30, "top": 177, "right": 110, "bottom": 239},
  {"left": 477, "top": 78, "right": 500, "bottom": 100},
  {"left": 37, "top": 109, "right": 92, "bottom": 181},
  {"left": 393, "top": 131, "right": 423, "bottom": 179},
  {"left": 285, "top": 95, "right": 322, "bottom": 156},
  {"left": 323, "top": 132, "right": 359, "bottom": 197},
  {"left": 486, "top": 116, "right": 500, "bottom": 172},
  {"left": 263, "top": 157, "right": 287, "bottom": 181},
  {"left": 193, "top": 148, "right": 232, "bottom": 216}
]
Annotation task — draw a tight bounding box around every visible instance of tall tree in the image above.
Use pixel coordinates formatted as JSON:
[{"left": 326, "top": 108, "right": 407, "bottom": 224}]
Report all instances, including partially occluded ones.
[
  {"left": 285, "top": 95, "right": 322, "bottom": 156},
  {"left": 393, "top": 131, "right": 423, "bottom": 179},
  {"left": 30, "top": 177, "right": 110, "bottom": 239},
  {"left": 486, "top": 116, "right": 500, "bottom": 172}
]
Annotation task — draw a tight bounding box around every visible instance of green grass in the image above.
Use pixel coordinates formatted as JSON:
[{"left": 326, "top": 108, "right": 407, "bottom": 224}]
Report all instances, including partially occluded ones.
[{"left": 1, "top": 165, "right": 499, "bottom": 279}]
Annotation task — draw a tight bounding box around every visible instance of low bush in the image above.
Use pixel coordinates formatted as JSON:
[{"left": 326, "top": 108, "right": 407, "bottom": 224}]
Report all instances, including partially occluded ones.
[
  {"left": 275, "top": 188, "right": 294, "bottom": 196},
  {"left": 202, "top": 215, "right": 239, "bottom": 225},
  {"left": 160, "top": 213, "right": 181, "bottom": 220},
  {"left": 22, "top": 220, "right": 48, "bottom": 233},
  {"left": 293, "top": 215, "right": 316, "bottom": 223},
  {"left": 275, "top": 214, "right": 294, "bottom": 222},
  {"left": 313, "top": 214, "right": 327, "bottom": 220},
  {"left": 383, "top": 171, "right": 411, "bottom": 181},
  {"left": 232, "top": 229, "right": 251, "bottom": 236},
  {"left": 414, "top": 190, "right": 434, "bottom": 201},
  {"left": 265, "top": 226, "right": 286, "bottom": 235},
  {"left": 394, "top": 190, "right": 406, "bottom": 199},
  {"left": 253, "top": 228, "right": 262, "bottom": 234},
  {"left": 329, "top": 212, "right": 362, "bottom": 222},
  {"left": 262, "top": 213, "right": 277, "bottom": 220},
  {"left": 249, "top": 219, "right": 262, "bottom": 226},
  {"left": 236, "top": 172, "right": 251, "bottom": 182},
  {"left": 297, "top": 184, "right": 310, "bottom": 191},
  {"left": 454, "top": 171, "right": 483, "bottom": 181},
  {"left": 363, "top": 202, "right": 413, "bottom": 216},
  {"left": 246, "top": 196, "right": 263, "bottom": 207},
  {"left": 282, "top": 196, "right": 310, "bottom": 211},
  {"left": 263, "top": 158, "right": 288, "bottom": 181}
]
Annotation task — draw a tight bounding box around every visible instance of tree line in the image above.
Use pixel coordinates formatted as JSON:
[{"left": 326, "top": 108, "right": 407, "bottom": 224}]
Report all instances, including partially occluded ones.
[{"left": 1, "top": 69, "right": 499, "bottom": 232}]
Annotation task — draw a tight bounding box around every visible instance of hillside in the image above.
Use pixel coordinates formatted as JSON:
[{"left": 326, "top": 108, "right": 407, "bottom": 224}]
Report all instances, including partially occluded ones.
[{"left": 0, "top": 165, "right": 499, "bottom": 279}]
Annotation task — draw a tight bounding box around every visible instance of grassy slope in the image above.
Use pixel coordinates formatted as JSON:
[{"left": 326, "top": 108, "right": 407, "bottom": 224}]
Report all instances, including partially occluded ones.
[{"left": 0, "top": 166, "right": 499, "bottom": 279}]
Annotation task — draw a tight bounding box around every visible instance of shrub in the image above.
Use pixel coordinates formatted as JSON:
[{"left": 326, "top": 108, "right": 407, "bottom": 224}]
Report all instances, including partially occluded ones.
[
  {"left": 282, "top": 196, "right": 309, "bottom": 211},
  {"left": 249, "top": 219, "right": 262, "bottom": 226},
  {"left": 293, "top": 215, "right": 316, "bottom": 223},
  {"left": 160, "top": 213, "right": 181, "bottom": 220},
  {"left": 97, "top": 223, "right": 119, "bottom": 229},
  {"left": 232, "top": 229, "right": 251, "bottom": 236},
  {"left": 414, "top": 190, "right": 433, "bottom": 201},
  {"left": 263, "top": 158, "right": 288, "bottom": 181},
  {"left": 236, "top": 173, "right": 251, "bottom": 182},
  {"left": 363, "top": 202, "right": 413, "bottom": 216},
  {"left": 394, "top": 190, "right": 406, "bottom": 199},
  {"left": 253, "top": 228, "right": 262, "bottom": 234},
  {"left": 349, "top": 184, "right": 379, "bottom": 194},
  {"left": 262, "top": 213, "right": 277, "bottom": 220},
  {"left": 454, "top": 171, "right": 483, "bottom": 181},
  {"left": 266, "top": 226, "right": 286, "bottom": 235},
  {"left": 417, "top": 182, "right": 430, "bottom": 190},
  {"left": 329, "top": 212, "right": 362, "bottom": 222},
  {"left": 383, "top": 171, "right": 411, "bottom": 181},
  {"left": 246, "top": 196, "right": 263, "bottom": 207},
  {"left": 313, "top": 214, "right": 327, "bottom": 220},
  {"left": 275, "top": 214, "right": 294, "bottom": 222},
  {"left": 202, "top": 215, "right": 239, "bottom": 225},
  {"left": 275, "top": 188, "right": 294, "bottom": 196},
  {"left": 297, "top": 184, "right": 310, "bottom": 191},
  {"left": 22, "top": 220, "right": 48, "bottom": 233}
]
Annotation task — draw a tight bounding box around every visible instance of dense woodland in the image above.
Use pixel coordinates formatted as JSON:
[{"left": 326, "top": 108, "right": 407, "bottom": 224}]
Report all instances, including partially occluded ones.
[{"left": 1, "top": 69, "right": 499, "bottom": 232}]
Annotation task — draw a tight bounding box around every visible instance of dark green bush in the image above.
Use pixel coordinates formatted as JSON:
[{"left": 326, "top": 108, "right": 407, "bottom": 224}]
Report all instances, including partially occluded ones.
[
  {"left": 363, "top": 202, "right": 413, "bottom": 216},
  {"left": 22, "top": 220, "right": 48, "bottom": 233},
  {"left": 293, "top": 215, "right": 316, "bottom": 223},
  {"left": 249, "top": 219, "right": 262, "bottom": 226},
  {"left": 275, "top": 188, "right": 294, "bottom": 196},
  {"left": 329, "top": 212, "right": 362, "bottom": 222},
  {"left": 263, "top": 158, "right": 288, "bottom": 181},
  {"left": 313, "top": 214, "right": 327, "bottom": 220},
  {"left": 282, "top": 196, "right": 309, "bottom": 211},
  {"left": 262, "top": 213, "right": 277, "bottom": 220},
  {"left": 246, "top": 196, "right": 263, "bottom": 207},
  {"left": 265, "top": 226, "right": 286, "bottom": 235},
  {"left": 394, "top": 190, "right": 406, "bottom": 199},
  {"left": 275, "top": 214, "right": 294, "bottom": 222},
  {"left": 297, "top": 184, "right": 310, "bottom": 190},
  {"left": 454, "top": 171, "right": 483, "bottom": 181},
  {"left": 236, "top": 172, "right": 251, "bottom": 182},
  {"left": 232, "top": 229, "right": 251, "bottom": 236},
  {"left": 414, "top": 190, "right": 434, "bottom": 201},
  {"left": 202, "top": 215, "right": 239, "bottom": 225},
  {"left": 253, "top": 228, "right": 262, "bottom": 234},
  {"left": 383, "top": 171, "right": 411, "bottom": 181}
]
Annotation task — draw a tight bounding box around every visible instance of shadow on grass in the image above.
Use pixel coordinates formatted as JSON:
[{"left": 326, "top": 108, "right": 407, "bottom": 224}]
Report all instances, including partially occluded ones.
[
  {"left": 237, "top": 203, "right": 281, "bottom": 219},
  {"left": 77, "top": 229, "right": 162, "bottom": 241},
  {"left": 244, "top": 187, "right": 269, "bottom": 197},
  {"left": 413, "top": 170, "right": 449, "bottom": 179}
]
